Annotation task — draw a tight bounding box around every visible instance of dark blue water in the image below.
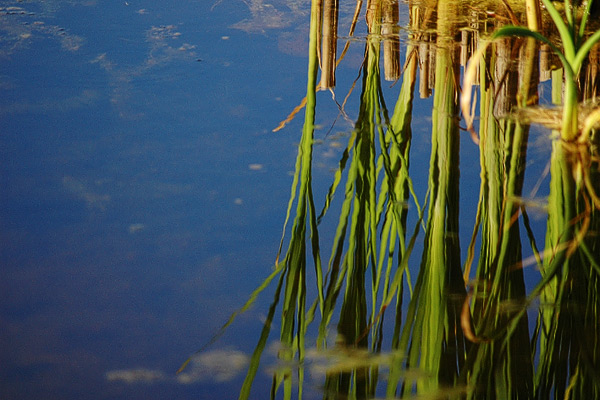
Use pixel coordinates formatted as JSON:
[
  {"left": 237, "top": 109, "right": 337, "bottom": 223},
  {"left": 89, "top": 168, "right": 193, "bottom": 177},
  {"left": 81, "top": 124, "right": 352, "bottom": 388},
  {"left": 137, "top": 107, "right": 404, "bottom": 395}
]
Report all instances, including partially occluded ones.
[
  {"left": 0, "top": 1, "right": 553, "bottom": 399},
  {"left": 0, "top": 1, "right": 312, "bottom": 398}
]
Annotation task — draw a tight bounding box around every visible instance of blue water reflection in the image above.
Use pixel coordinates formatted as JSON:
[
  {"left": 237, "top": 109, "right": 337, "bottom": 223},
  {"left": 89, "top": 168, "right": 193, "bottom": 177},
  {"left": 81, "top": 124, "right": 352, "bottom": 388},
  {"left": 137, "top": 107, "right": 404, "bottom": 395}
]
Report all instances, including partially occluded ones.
[{"left": 1, "top": 1, "right": 314, "bottom": 398}]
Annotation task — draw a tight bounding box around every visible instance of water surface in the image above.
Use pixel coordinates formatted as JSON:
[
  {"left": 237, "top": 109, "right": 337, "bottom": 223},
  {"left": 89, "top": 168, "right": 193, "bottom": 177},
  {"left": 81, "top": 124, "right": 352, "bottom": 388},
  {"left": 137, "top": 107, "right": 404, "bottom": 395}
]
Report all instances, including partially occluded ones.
[{"left": 2, "top": 0, "right": 597, "bottom": 399}]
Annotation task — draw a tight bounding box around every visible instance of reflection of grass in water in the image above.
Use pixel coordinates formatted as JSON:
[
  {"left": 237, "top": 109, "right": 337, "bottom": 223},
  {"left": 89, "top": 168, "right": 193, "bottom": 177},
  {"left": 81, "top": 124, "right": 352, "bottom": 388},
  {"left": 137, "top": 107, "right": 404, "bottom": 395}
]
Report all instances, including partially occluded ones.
[
  {"left": 491, "top": 0, "right": 600, "bottom": 142},
  {"left": 238, "top": 0, "right": 423, "bottom": 397},
  {"left": 499, "top": 5, "right": 600, "bottom": 393},
  {"left": 462, "top": 3, "right": 600, "bottom": 395},
  {"left": 391, "top": 2, "right": 469, "bottom": 396},
  {"left": 179, "top": 0, "right": 600, "bottom": 398},
  {"left": 534, "top": 138, "right": 600, "bottom": 398},
  {"left": 460, "top": 33, "right": 537, "bottom": 399},
  {"left": 307, "top": 3, "right": 420, "bottom": 398},
  {"left": 236, "top": 0, "right": 324, "bottom": 396}
]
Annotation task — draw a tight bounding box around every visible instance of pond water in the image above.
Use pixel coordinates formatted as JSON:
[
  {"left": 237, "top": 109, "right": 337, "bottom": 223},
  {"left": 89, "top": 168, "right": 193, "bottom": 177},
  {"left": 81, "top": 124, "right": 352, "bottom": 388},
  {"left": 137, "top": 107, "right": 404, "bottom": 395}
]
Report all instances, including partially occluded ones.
[
  {"left": 1, "top": 0, "right": 599, "bottom": 399},
  {"left": 1, "top": 1, "right": 308, "bottom": 398}
]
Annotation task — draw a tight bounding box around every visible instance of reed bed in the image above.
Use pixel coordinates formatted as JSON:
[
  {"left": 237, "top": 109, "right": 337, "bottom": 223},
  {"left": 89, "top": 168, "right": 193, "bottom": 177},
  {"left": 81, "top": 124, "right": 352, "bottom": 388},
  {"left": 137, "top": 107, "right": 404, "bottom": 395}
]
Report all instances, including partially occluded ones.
[
  {"left": 180, "top": 0, "right": 600, "bottom": 398},
  {"left": 460, "top": 32, "right": 538, "bottom": 399}
]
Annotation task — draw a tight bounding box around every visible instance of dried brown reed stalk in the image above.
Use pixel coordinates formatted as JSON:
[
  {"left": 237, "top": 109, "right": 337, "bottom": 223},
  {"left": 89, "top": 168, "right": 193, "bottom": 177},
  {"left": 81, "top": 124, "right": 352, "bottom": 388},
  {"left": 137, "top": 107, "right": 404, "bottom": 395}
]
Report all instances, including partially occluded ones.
[
  {"left": 513, "top": 100, "right": 600, "bottom": 133},
  {"left": 381, "top": 0, "right": 400, "bottom": 81},
  {"left": 320, "top": 0, "right": 339, "bottom": 88},
  {"left": 273, "top": 0, "right": 363, "bottom": 132}
]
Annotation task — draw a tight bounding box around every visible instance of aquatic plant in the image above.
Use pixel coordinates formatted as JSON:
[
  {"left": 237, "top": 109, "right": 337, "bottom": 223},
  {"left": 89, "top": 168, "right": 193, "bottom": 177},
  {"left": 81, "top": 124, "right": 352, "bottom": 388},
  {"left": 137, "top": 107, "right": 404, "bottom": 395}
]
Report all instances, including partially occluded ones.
[
  {"left": 180, "top": 1, "right": 600, "bottom": 399},
  {"left": 492, "top": 0, "right": 600, "bottom": 141},
  {"left": 238, "top": 0, "right": 326, "bottom": 397},
  {"left": 389, "top": 1, "right": 470, "bottom": 397},
  {"left": 533, "top": 134, "right": 600, "bottom": 399},
  {"left": 460, "top": 31, "right": 539, "bottom": 399},
  {"left": 236, "top": 0, "right": 424, "bottom": 397},
  {"left": 532, "top": 28, "right": 600, "bottom": 398}
]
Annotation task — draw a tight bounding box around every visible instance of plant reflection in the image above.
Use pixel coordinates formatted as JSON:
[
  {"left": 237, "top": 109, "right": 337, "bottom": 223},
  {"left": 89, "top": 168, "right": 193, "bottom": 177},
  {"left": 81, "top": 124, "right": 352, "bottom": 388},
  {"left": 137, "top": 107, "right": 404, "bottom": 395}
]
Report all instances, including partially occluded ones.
[{"left": 182, "top": 0, "right": 600, "bottom": 398}]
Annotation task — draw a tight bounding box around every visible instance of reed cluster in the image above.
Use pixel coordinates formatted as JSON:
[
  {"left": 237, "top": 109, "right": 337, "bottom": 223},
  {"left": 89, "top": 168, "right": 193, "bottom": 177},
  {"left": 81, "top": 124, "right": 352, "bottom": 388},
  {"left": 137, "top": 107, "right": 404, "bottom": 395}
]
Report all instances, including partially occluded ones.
[{"left": 181, "top": 0, "right": 600, "bottom": 398}]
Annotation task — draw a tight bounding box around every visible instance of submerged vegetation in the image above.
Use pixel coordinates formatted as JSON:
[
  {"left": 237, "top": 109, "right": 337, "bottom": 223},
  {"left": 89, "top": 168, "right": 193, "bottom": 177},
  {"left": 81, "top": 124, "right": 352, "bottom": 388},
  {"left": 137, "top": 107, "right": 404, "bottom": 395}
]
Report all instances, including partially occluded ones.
[{"left": 184, "top": 0, "right": 600, "bottom": 398}]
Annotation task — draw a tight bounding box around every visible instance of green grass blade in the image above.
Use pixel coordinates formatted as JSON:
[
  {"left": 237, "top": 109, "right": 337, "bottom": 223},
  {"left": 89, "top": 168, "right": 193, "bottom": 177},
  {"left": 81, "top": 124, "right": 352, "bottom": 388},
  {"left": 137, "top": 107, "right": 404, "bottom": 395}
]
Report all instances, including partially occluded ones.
[
  {"left": 238, "top": 272, "right": 286, "bottom": 400},
  {"left": 540, "top": 0, "right": 577, "bottom": 61},
  {"left": 572, "top": 29, "right": 600, "bottom": 73}
]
